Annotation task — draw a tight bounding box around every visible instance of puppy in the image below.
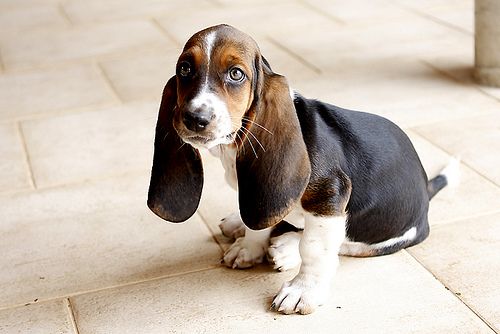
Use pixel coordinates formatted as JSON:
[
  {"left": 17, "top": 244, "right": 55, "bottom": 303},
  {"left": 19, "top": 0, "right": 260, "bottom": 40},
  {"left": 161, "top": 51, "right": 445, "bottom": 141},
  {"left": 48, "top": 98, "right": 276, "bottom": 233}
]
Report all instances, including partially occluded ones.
[{"left": 147, "top": 24, "right": 458, "bottom": 314}]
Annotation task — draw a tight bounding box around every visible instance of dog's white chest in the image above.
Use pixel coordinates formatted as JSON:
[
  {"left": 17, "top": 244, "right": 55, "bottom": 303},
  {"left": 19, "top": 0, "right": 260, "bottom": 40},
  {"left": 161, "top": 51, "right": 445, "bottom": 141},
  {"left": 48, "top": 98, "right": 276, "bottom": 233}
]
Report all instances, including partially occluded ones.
[{"left": 210, "top": 145, "right": 238, "bottom": 190}]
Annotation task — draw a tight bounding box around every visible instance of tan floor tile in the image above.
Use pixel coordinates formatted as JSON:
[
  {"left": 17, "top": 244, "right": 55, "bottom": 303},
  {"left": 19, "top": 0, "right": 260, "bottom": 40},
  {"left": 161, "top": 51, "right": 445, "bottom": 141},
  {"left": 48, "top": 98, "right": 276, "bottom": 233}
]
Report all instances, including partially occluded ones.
[
  {"left": 21, "top": 102, "right": 158, "bottom": 188},
  {"left": 392, "top": 0, "right": 473, "bottom": 34},
  {"left": 271, "top": 14, "right": 469, "bottom": 68},
  {"left": 257, "top": 38, "right": 320, "bottom": 84},
  {"left": 0, "top": 0, "right": 496, "bottom": 332},
  {"left": 0, "top": 299, "right": 75, "bottom": 334},
  {"left": 303, "top": 0, "right": 412, "bottom": 24},
  {"left": 0, "top": 20, "right": 169, "bottom": 70},
  {"left": 0, "top": 4, "right": 68, "bottom": 36},
  {"left": 0, "top": 123, "right": 31, "bottom": 193},
  {"left": 407, "top": 131, "right": 500, "bottom": 224},
  {"left": 0, "top": 174, "right": 221, "bottom": 307},
  {"left": 0, "top": 0, "right": 61, "bottom": 7},
  {"left": 423, "top": 55, "right": 500, "bottom": 101},
  {"left": 63, "top": 0, "right": 211, "bottom": 24},
  {"left": 0, "top": 64, "right": 115, "bottom": 121},
  {"left": 71, "top": 252, "right": 492, "bottom": 333},
  {"left": 413, "top": 114, "right": 500, "bottom": 187},
  {"left": 293, "top": 58, "right": 496, "bottom": 129},
  {"left": 99, "top": 47, "right": 181, "bottom": 102},
  {"left": 408, "top": 212, "right": 500, "bottom": 332},
  {"left": 214, "top": 0, "right": 294, "bottom": 5},
  {"left": 157, "top": 2, "right": 338, "bottom": 46}
]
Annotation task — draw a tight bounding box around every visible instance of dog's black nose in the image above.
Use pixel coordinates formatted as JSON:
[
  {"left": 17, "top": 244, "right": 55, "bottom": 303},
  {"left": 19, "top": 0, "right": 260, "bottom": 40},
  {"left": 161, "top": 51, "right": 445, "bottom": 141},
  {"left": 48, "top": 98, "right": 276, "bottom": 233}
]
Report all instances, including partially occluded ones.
[{"left": 183, "top": 109, "right": 213, "bottom": 132}]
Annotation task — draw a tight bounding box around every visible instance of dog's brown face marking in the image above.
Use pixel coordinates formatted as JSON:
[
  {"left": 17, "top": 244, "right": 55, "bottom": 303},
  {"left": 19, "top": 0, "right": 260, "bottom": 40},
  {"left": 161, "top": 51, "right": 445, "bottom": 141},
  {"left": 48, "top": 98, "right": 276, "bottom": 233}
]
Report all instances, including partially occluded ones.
[{"left": 172, "top": 25, "right": 260, "bottom": 149}]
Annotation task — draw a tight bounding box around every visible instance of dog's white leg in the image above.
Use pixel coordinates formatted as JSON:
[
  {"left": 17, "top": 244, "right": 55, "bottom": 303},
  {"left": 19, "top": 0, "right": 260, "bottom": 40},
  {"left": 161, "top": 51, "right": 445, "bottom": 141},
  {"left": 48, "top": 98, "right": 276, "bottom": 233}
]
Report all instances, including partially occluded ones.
[
  {"left": 223, "top": 226, "right": 271, "bottom": 269},
  {"left": 272, "top": 214, "right": 346, "bottom": 314},
  {"left": 267, "top": 207, "right": 305, "bottom": 271},
  {"left": 219, "top": 212, "right": 245, "bottom": 239},
  {"left": 268, "top": 231, "right": 302, "bottom": 271}
]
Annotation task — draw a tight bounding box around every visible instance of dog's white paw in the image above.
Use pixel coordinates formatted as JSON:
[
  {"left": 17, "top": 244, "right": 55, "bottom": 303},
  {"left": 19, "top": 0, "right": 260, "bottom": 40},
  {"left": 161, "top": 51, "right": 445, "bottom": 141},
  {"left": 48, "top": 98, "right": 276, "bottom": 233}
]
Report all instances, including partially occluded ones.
[
  {"left": 223, "top": 236, "right": 267, "bottom": 269},
  {"left": 219, "top": 212, "right": 245, "bottom": 240},
  {"left": 267, "top": 232, "right": 302, "bottom": 271},
  {"left": 271, "top": 274, "right": 330, "bottom": 315}
]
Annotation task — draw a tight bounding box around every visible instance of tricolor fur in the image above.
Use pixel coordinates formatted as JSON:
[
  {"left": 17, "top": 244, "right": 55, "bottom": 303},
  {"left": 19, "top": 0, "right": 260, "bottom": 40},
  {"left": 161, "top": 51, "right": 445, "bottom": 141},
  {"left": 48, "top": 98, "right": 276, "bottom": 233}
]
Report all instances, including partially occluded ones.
[{"left": 147, "top": 24, "right": 459, "bottom": 314}]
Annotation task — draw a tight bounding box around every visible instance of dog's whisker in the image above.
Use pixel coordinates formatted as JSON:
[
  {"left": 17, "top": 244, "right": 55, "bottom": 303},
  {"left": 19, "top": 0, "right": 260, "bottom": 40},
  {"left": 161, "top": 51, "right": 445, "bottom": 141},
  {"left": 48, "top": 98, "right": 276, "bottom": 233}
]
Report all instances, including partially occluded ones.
[
  {"left": 230, "top": 121, "right": 245, "bottom": 143},
  {"left": 228, "top": 119, "right": 264, "bottom": 156},
  {"left": 241, "top": 117, "right": 274, "bottom": 135},
  {"left": 177, "top": 141, "right": 186, "bottom": 151},
  {"left": 242, "top": 129, "right": 258, "bottom": 159},
  {"left": 235, "top": 130, "right": 245, "bottom": 152},
  {"left": 240, "top": 127, "right": 266, "bottom": 152},
  {"left": 231, "top": 126, "right": 245, "bottom": 152},
  {"left": 231, "top": 123, "right": 254, "bottom": 156},
  {"left": 230, "top": 115, "right": 273, "bottom": 136},
  {"left": 162, "top": 130, "right": 169, "bottom": 143}
]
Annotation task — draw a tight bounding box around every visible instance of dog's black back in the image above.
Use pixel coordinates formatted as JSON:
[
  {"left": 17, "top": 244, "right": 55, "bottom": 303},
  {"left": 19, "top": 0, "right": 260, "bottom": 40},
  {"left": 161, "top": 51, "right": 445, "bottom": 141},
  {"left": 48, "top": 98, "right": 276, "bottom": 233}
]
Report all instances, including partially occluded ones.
[{"left": 293, "top": 94, "right": 430, "bottom": 246}]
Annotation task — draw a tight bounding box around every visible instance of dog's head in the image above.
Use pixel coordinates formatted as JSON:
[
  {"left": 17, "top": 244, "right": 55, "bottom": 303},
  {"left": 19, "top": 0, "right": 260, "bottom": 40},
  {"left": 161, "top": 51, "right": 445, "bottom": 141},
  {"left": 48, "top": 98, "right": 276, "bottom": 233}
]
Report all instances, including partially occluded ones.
[{"left": 148, "top": 25, "right": 310, "bottom": 229}]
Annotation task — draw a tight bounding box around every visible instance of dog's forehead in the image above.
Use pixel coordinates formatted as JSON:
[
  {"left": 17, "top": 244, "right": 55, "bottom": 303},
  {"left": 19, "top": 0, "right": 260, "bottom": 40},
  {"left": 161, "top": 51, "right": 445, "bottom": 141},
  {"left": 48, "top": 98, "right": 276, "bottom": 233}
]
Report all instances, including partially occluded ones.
[{"left": 182, "top": 25, "right": 259, "bottom": 58}]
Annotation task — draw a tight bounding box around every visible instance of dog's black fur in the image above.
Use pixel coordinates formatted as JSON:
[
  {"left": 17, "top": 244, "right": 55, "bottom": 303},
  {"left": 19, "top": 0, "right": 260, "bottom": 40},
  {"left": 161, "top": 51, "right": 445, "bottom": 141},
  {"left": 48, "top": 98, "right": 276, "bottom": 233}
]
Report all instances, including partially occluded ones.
[{"left": 292, "top": 94, "right": 444, "bottom": 254}]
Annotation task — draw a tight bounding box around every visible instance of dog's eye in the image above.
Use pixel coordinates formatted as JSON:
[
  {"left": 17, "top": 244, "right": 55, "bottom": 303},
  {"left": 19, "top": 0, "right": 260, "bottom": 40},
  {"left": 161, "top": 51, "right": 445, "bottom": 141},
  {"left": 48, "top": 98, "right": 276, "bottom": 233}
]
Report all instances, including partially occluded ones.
[
  {"left": 228, "top": 68, "right": 245, "bottom": 82},
  {"left": 178, "top": 62, "right": 192, "bottom": 77}
]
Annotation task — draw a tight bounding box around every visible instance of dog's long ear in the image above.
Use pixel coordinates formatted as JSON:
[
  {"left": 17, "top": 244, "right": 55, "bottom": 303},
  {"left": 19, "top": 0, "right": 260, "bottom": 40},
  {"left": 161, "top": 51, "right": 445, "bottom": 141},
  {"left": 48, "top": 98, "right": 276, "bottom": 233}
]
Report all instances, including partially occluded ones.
[
  {"left": 147, "top": 76, "right": 203, "bottom": 222},
  {"left": 236, "top": 56, "right": 311, "bottom": 230}
]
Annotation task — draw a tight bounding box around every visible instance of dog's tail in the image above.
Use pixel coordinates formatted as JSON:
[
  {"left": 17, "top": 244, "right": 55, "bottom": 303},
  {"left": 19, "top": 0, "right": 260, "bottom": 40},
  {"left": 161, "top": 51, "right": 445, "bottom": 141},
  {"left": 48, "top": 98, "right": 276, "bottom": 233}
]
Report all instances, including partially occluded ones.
[{"left": 427, "top": 158, "right": 460, "bottom": 200}]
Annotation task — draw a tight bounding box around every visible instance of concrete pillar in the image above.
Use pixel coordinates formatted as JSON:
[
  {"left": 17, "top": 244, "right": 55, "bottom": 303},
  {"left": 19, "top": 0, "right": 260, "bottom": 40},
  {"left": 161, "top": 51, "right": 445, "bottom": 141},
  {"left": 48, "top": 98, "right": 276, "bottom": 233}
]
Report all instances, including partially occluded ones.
[{"left": 475, "top": 0, "right": 500, "bottom": 87}]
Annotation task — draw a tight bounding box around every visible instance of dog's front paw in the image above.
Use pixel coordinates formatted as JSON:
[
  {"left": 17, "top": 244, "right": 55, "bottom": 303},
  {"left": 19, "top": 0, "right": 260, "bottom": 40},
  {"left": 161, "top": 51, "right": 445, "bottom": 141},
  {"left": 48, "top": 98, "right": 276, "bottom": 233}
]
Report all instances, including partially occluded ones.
[
  {"left": 223, "top": 237, "right": 266, "bottom": 269},
  {"left": 267, "top": 232, "right": 302, "bottom": 271},
  {"left": 219, "top": 212, "right": 245, "bottom": 239},
  {"left": 271, "top": 275, "right": 330, "bottom": 315}
]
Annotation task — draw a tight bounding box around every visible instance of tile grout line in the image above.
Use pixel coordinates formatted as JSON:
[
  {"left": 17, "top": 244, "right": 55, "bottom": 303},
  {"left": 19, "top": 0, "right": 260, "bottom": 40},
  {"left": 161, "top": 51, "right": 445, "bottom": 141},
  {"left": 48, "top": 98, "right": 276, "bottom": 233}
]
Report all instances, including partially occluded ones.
[
  {"left": 393, "top": 2, "right": 472, "bottom": 36},
  {"left": 0, "top": 266, "right": 221, "bottom": 312},
  {"left": 206, "top": 0, "right": 224, "bottom": 7},
  {"left": 197, "top": 211, "right": 227, "bottom": 254},
  {"left": 94, "top": 62, "right": 123, "bottom": 104},
  {"left": 408, "top": 126, "right": 500, "bottom": 189},
  {"left": 65, "top": 298, "right": 81, "bottom": 334},
  {"left": 419, "top": 59, "right": 469, "bottom": 85},
  {"left": 412, "top": 127, "right": 500, "bottom": 189},
  {"left": 57, "top": 3, "right": 74, "bottom": 26},
  {"left": 431, "top": 208, "right": 500, "bottom": 226},
  {"left": 420, "top": 59, "right": 500, "bottom": 104},
  {"left": 405, "top": 251, "right": 499, "bottom": 333},
  {"left": 298, "top": 0, "right": 345, "bottom": 25},
  {"left": 400, "top": 110, "right": 497, "bottom": 133},
  {"left": 0, "top": 41, "right": 169, "bottom": 76},
  {"left": 150, "top": 18, "right": 182, "bottom": 48},
  {"left": 16, "top": 122, "right": 37, "bottom": 189},
  {"left": 0, "top": 168, "right": 151, "bottom": 197},
  {"left": 267, "top": 37, "right": 322, "bottom": 75},
  {"left": 0, "top": 100, "right": 123, "bottom": 126}
]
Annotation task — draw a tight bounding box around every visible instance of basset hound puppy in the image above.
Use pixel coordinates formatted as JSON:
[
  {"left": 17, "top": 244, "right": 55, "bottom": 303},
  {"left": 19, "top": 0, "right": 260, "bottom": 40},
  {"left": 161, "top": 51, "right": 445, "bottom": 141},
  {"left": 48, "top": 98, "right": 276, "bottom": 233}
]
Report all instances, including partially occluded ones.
[{"left": 147, "top": 24, "right": 459, "bottom": 314}]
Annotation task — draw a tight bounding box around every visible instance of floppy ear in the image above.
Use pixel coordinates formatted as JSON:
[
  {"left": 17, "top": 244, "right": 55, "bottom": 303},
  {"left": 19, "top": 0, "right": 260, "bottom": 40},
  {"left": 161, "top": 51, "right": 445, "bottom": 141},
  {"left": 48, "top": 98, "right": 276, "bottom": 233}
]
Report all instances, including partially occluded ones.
[
  {"left": 237, "top": 57, "right": 311, "bottom": 230},
  {"left": 147, "top": 76, "right": 203, "bottom": 222}
]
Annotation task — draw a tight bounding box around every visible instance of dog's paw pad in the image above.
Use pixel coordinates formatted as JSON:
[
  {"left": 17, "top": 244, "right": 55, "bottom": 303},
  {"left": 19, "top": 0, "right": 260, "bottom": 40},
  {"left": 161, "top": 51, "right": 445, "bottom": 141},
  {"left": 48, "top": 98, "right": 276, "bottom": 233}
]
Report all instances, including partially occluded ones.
[
  {"left": 223, "top": 237, "right": 266, "bottom": 269},
  {"left": 267, "top": 232, "right": 301, "bottom": 271}
]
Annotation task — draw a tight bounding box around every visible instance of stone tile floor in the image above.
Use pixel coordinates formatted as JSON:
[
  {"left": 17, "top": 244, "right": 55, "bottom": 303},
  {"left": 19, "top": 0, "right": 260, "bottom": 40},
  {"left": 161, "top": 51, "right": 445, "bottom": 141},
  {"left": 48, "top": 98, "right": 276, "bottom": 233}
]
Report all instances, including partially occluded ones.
[{"left": 0, "top": 0, "right": 499, "bottom": 333}]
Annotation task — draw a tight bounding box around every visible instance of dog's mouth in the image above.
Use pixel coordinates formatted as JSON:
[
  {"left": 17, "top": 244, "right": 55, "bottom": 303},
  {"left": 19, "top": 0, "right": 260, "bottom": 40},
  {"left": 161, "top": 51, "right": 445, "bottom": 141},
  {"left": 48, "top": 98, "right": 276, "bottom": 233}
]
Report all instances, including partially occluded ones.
[
  {"left": 181, "top": 131, "right": 235, "bottom": 149},
  {"left": 187, "top": 135, "right": 212, "bottom": 144}
]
